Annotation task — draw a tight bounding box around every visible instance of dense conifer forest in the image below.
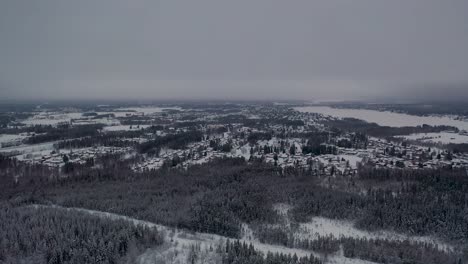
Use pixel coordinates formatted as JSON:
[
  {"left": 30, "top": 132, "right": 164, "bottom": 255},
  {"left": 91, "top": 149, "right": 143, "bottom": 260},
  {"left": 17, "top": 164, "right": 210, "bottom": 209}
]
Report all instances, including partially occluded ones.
[
  {"left": 1, "top": 154, "right": 467, "bottom": 263},
  {"left": 0, "top": 205, "right": 163, "bottom": 264}
]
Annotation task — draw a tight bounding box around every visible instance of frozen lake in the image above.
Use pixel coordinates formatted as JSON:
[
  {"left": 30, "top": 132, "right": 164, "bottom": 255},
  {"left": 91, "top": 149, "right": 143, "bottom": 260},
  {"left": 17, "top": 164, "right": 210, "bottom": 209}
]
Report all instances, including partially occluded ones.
[{"left": 294, "top": 106, "right": 468, "bottom": 131}]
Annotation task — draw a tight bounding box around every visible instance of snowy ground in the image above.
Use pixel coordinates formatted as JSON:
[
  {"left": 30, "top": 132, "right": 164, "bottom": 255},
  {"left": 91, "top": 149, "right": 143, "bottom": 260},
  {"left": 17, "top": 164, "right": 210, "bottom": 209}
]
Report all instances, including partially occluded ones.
[
  {"left": 81, "top": 117, "right": 120, "bottom": 126},
  {"left": 118, "top": 107, "right": 183, "bottom": 115},
  {"left": 21, "top": 112, "right": 83, "bottom": 126},
  {"left": 397, "top": 132, "right": 468, "bottom": 144},
  {"left": 233, "top": 145, "right": 251, "bottom": 161},
  {"left": 103, "top": 124, "right": 151, "bottom": 132},
  {"left": 96, "top": 111, "right": 137, "bottom": 118},
  {"left": 0, "top": 134, "right": 27, "bottom": 144},
  {"left": 316, "top": 154, "right": 362, "bottom": 170},
  {"left": 0, "top": 141, "right": 56, "bottom": 155},
  {"left": 336, "top": 155, "right": 363, "bottom": 169},
  {"left": 19, "top": 108, "right": 181, "bottom": 127},
  {"left": 299, "top": 217, "right": 453, "bottom": 252},
  {"left": 30, "top": 205, "right": 377, "bottom": 264},
  {"left": 294, "top": 106, "right": 468, "bottom": 131},
  {"left": 273, "top": 203, "right": 454, "bottom": 253}
]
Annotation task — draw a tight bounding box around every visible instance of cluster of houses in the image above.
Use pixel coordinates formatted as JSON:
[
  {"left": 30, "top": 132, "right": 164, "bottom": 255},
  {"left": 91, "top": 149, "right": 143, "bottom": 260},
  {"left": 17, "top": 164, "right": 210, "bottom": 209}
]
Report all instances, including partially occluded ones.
[
  {"left": 362, "top": 138, "right": 468, "bottom": 170},
  {"left": 20, "top": 146, "right": 132, "bottom": 169},
  {"left": 2, "top": 104, "right": 468, "bottom": 176},
  {"left": 132, "top": 135, "right": 247, "bottom": 171},
  {"left": 132, "top": 126, "right": 468, "bottom": 175}
]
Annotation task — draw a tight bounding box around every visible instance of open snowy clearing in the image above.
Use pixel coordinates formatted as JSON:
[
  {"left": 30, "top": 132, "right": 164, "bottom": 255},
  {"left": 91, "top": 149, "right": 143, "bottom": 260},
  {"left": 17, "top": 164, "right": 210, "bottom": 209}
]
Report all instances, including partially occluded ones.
[
  {"left": 316, "top": 154, "right": 363, "bottom": 170},
  {"left": 272, "top": 203, "right": 454, "bottom": 253},
  {"left": 0, "top": 134, "right": 27, "bottom": 144},
  {"left": 103, "top": 124, "right": 151, "bottom": 132},
  {"left": 294, "top": 106, "right": 468, "bottom": 131},
  {"left": 118, "top": 107, "right": 183, "bottom": 115},
  {"left": 30, "top": 205, "right": 377, "bottom": 264},
  {"left": 397, "top": 132, "right": 468, "bottom": 144},
  {"left": 337, "top": 155, "right": 363, "bottom": 169},
  {"left": 298, "top": 217, "right": 454, "bottom": 252},
  {"left": 21, "top": 112, "right": 83, "bottom": 126},
  {"left": 0, "top": 141, "right": 55, "bottom": 155}
]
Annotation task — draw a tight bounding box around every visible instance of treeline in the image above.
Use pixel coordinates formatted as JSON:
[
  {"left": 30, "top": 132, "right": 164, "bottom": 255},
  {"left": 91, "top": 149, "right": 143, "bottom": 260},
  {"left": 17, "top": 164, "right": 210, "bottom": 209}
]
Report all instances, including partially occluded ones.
[
  {"left": 215, "top": 114, "right": 248, "bottom": 125},
  {"left": 0, "top": 205, "right": 163, "bottom": 264},
  {"left": 0, "top": 124, "right": 73, "bottom": 135},
  {"left": 335, "top": 103, "right": 468, "bottom": 118},
  {"left": 174, "top": 120, "right": 207, "bottom": 129},
  {"left": 222, "top": 240, "right": 321, "bottom": 264},
  {"left": 0, "top": 156, "right": 62, "bottom": 199},
  {"left": 291, "top": 172, "right": 468, "bottom": 242},
  {"left": 0, "top": 153, "right": 137, "bottom": 200},
  {"left": 137, "top": 130, "right": 203, "bottom": 154},
  {"left": 291, "top": 185, "right": 365, "bottom": 222},
  {"left": 118, "top": 115, "right": 153, "bottom": 125},
  {"left": 301, "top": 132, "right": 337, "bottom": 155},
  {"left": 324, "top": 118, "right": 456, "bottom": 138},
  {"left": 390, "top": 136, "right": 468, "bottom": 154},
  {"left": 354, "top": 166, "right": 468, "bottom": 242},
  {"left": 189, "top": 178, "right": 278, "bottom": 237},
  {"left": 340, "top": 237, "right": 462, "bottom": 264},
  {"left": 446, "top": 143, "right": 468, "bottom": 153},
  {"left": 247, "top": 132, "right": 273, "bottom": 144},
  {"left": 25, "top": 124, "right": 104, "bottom": 144},
  {"left": 302, "top": 144, "right": 337, "bottom": 155},
  {"left": 0, "top": 112, "right": 32, "bottom": 128},
  {"left": 357, "top": 164, "right": 468, "bottom": 183},
  {"left": 336, "top": 135, "right": 368, "bottom": 149},
  {"left": 209, "top": 139, "right": 232, "bottom": 152},
  {"left": 255, "top": 226, "right": 462, "bottom": 264},
  {"left": 54, "top": 133, "right": 140, "bottom": 149}
]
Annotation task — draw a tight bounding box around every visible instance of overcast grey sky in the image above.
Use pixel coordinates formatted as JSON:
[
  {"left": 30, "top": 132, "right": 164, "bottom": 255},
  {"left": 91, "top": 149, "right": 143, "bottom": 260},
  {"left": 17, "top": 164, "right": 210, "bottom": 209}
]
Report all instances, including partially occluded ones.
[{"left": 1, "top": 0, "right": 468, "bottom": 101}]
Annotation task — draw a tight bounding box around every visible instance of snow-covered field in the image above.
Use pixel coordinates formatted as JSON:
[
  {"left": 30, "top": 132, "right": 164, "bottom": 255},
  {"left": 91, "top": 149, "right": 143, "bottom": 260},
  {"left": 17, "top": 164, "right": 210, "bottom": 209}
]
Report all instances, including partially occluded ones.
[
  {"left": 294, "top": 106, "right": 468, "bottom": 130},
  {"left": 233, "top": 145, "right": 252, "bottom": 161},
  {"left": 298, "top": 217, "right": 453, "bottom": 252},
  {"left": 103, "top": 124, "right": 151, "bottom": 132},
  {"left": 95, "top": 111, "right": 137, "bottom": 118},
  {"left": 336, "top": 155, "right": 363, "bottom": 169},
  {"left": 0, "top": 141, "right": 55, "bottom": 155},
  {"left": 31, "top": 205, "right": 377, "bottom": 264},
  {"left": 272, "top": 203, "right": 454, "bottom": 253},
  {"left": 19, "top": 107, "right": 180, "bottom": 127},
  {"left": 0, "top": 134, "right": 27, "bottom": 144},
  {"left": 118, "top": 106, "right": 183, "bottom": 115},
  {"left": 397, "top": 132, "right": 468, "bottom": 144},
  {"left": 21, "top": 112, "right": 83, "bottom": 126},
  {"left": 316, "top": 154, "right": 363, "bottom": 170}
]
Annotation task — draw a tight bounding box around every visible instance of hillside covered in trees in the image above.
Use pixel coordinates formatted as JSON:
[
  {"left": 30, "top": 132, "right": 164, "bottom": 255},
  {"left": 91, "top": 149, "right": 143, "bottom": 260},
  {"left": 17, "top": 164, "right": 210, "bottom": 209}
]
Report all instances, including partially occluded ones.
[
  {"left": 1, "top": 154, "right": 467, "bottom": 263},
  {"left": 0, "top": 205, "right": 164, "bottom": 264}
]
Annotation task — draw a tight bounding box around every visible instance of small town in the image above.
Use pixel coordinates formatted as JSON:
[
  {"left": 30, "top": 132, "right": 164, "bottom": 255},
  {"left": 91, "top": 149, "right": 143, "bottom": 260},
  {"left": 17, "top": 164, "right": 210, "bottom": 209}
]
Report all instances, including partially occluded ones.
[{"left": 1, "top": 104, "right": 467, "bottom": 176}]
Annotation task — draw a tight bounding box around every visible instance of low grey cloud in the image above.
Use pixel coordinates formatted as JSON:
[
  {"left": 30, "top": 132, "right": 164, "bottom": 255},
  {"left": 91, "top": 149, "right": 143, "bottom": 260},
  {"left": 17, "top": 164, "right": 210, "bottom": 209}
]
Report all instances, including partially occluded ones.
[{"left": 1, "top": 0, "right": 467, "bottom": 101}]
